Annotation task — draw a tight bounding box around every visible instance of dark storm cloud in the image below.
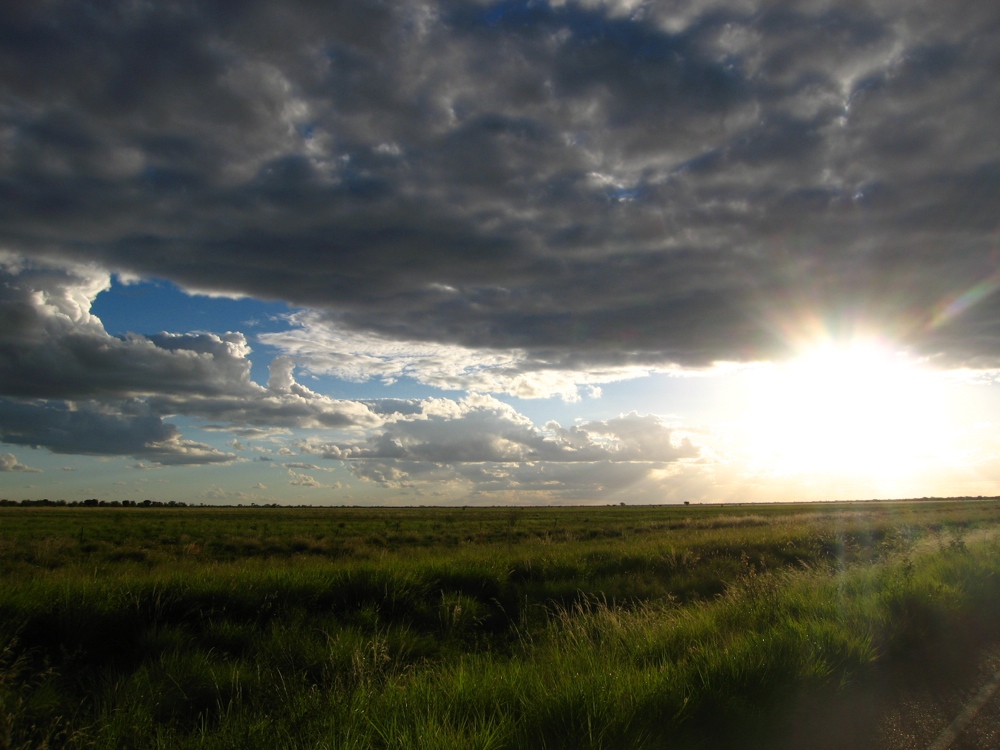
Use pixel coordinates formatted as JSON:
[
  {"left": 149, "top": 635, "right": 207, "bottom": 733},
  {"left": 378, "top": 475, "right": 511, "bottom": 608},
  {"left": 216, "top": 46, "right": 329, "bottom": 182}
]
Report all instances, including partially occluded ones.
[{"left": 2, "top": 0, "right": 1000, "bottom": 368}]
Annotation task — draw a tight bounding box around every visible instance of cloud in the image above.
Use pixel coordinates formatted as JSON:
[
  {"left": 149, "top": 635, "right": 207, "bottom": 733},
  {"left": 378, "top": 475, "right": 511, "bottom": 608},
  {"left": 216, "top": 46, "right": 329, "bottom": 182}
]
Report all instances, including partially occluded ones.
[
  {"left": 0, "top": 255, "right": 260, "bottom": 401},
  {"left": 2, "top": 1, "right": 999, "bottom": 501},
  {"left": 0, "top": 257, "right": 381, "bottom": 463},
  {"left": 260, "top": 311, "right": 664, "bottom": 401},
  {"left": 143, "top": 356, "right": 382, "bottom": 431},
  {"left": 204, "top": 426, "right": 291, "bottom": 438},
  {"left": 310, "top": 394, "right": 697, "bottom": 463},
  {"left": 0, "top": 256, "right": 380, "bottom": 428},
  {"left": 342, "top": 455, "right": 702, "bottom": 502},
  {"left": 554, "top": 413, "right": 701, "bottom": 462},
  {"left": 287, "top": 469, "right": 321, "bottom": 487},
  {"left": 301, "top": 394, "right": 699, "bottom": 497},
  {"left": 0, "top": 1, "right": 996, "bottom": 369},
  {"left": 0, "top": 399, "right": 233, "bottom": 466},
  {"left": 0, "top": 453, "right": 41, "bottom": 473},
  {"left": 204, "top": 485, "right": 269, "bottom": 502}
]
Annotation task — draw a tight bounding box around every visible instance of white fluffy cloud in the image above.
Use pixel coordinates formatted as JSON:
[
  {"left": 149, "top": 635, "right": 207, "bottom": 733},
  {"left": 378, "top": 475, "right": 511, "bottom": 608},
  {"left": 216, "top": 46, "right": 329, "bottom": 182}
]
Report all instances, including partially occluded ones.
[
  {"left": 301, "top": 394, "right": 700, "bottom": 498},
  {"left": 0, "top": 453, "right": 41, "bottom": 473},
  {"left": 260, "top": 311, "right": 661, "bottom": 401},
  {"left": 287, "top": 469, "right": 322, "bottom": 487},
  {"left": 310, "top": 394, "right": 697, "bottom": 463}
]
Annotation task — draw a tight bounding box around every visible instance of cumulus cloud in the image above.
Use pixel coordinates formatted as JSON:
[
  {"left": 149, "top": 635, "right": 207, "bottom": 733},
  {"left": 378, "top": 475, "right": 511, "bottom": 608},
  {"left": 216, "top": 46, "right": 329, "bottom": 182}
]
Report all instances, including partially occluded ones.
[
  {"left": 0, "top": 1, "right": 996, "bottom": 369},
  {"left": 310, "top": 395, "right": 697, "bottom": 463},
  {"left": 0, "top": 453, "right": 41, "bottom": 473},
  {"left": 0, "top": 256, "right": 381, "bottom": 463},
  {"left": 0, "top": 255, "right": 260, "bottom": 400},
  {"left": 0, "top": 399, "right": 232, "bottom": 466},
  {"left": 0, "top": 256, "right": 381, "bottom": 427},
  {"left": 288, "top": 469, "right": 322, "bottom": 487},
  {"left": 301, "top": 394, "right": 699, "bottom": 498},
  {"left": 143, "top": 355, "right": 381, "bottom": 430}
]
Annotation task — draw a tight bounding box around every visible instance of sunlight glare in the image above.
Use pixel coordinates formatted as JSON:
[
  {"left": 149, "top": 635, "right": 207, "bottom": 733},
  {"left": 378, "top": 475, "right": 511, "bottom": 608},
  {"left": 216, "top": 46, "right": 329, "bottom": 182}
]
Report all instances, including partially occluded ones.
[{"left": 746, "top": 340, "right": 949, "bottom": 480}]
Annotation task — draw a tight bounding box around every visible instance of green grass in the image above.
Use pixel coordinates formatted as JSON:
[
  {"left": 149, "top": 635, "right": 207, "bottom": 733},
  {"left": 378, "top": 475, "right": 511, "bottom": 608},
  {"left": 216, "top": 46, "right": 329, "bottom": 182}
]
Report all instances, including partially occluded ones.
[{"left": 2, "top": 500, "right": 1000, "bottom": 748}]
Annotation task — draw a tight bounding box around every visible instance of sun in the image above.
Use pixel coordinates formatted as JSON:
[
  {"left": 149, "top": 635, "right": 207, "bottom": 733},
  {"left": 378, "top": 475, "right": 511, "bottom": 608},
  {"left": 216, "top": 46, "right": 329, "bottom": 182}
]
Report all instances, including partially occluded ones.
[{"left": 744, "top": 339, "right": 949, "bottom": 480}]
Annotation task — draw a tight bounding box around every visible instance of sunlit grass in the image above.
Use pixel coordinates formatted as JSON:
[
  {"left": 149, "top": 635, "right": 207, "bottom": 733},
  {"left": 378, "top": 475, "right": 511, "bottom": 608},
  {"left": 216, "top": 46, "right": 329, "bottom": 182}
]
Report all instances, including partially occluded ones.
[{"left": 2, "top": 500, "right": 1000, "bottom": 748}]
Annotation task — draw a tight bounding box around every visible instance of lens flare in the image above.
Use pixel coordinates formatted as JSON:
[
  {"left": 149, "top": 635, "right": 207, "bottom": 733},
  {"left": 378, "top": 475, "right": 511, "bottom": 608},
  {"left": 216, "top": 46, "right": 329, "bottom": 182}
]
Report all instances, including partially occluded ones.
[{"left": 928, "top": 270, "right": 1000, "bottom": 331}]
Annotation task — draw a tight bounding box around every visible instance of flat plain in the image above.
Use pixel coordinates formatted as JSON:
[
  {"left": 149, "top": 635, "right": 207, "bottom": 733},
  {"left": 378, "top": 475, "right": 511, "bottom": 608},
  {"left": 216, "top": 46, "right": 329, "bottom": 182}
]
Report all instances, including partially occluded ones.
[{"left": 3, "top": 499, "right": 1000, "bottom": 749}]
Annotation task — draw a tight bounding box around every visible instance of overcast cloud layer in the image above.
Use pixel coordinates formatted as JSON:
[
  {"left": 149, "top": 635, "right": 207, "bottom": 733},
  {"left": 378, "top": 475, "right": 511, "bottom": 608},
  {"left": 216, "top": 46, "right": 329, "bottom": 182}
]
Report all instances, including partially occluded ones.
[
  {"left": 1, "top": 0, "right": 999, "bottom": 500},
  {"left": 4, "top": 0, "right": 999, "bottom": 365}
]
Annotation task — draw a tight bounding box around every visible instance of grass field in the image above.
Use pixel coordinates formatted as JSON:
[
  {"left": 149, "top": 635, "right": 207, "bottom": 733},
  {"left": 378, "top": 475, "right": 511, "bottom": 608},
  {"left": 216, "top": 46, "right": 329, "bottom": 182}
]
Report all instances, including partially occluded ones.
[{"left": 3, "top": 499, "right": 1000, "bottom": 749}]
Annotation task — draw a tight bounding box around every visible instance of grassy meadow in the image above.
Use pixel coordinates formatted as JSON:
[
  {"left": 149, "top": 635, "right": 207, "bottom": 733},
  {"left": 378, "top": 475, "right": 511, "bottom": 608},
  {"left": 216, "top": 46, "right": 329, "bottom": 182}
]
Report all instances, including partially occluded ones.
[{"left": 3, "top": 499, "right": 1000, "bottom": 748}]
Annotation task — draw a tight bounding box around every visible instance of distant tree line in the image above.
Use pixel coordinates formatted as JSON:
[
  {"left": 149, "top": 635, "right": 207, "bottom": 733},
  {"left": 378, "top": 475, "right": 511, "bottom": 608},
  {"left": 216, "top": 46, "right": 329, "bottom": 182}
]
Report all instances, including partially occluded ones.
[
  {"left": 0, "top": 499, "right": 294, "bottom": 508},
  {"left": 0, "top": 498, "right": 190, "bottom": 507}
]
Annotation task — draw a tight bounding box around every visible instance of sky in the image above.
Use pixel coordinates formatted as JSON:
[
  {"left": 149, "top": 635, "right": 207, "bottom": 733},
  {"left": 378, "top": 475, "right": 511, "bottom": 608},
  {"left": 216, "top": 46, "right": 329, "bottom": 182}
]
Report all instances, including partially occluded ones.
[{"left": 2, "top": 0, "right": 1000, "bottom": 506}]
